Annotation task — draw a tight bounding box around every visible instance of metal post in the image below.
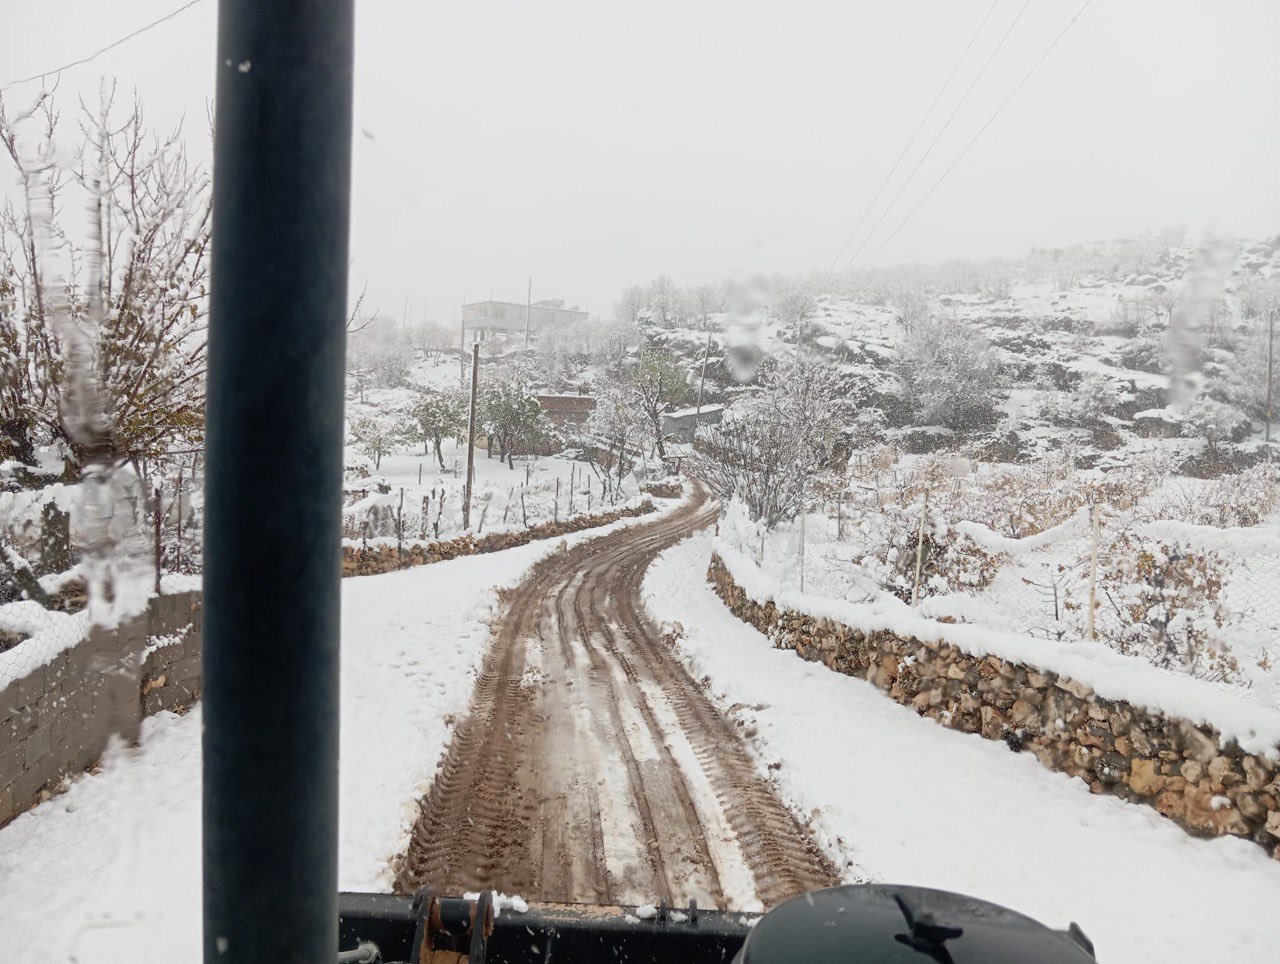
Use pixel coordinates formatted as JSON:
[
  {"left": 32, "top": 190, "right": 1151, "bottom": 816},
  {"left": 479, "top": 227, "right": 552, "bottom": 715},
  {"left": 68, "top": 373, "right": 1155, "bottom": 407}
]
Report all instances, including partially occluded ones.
[
  {"left": 204, "top": 2, "right": 353, "bottom": 961},
  {"left": 910, "top": 488, "right": 929, "bottom": 607},
  {"left": 1267, "top": 309, "right": 1274, "bottom": 445},
  {"left": 798, "top": 500, "right": 806, "bottom": 594},
  {"left": 463, "top": 342, "right": 480, "bottom": 527},
  {"left": 1087, "top": 501, "right": 1098, "bottom": 642}
]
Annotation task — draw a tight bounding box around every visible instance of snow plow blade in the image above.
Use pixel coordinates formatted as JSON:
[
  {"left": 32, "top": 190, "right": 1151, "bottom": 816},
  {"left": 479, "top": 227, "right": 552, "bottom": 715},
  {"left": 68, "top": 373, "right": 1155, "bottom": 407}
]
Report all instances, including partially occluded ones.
[
  {"left": 338, "top": 884, "right": 1099, "bottom": 963},
  {"left": 338, "top": 890, "right": 754, "bottom": 963}
]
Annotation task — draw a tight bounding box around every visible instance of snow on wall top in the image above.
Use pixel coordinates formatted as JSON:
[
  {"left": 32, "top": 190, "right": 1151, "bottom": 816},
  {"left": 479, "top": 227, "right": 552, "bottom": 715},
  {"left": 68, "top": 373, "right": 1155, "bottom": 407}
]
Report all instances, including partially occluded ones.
[{"left": 714, "top": 541, "right": 1280, "bottom": 756}]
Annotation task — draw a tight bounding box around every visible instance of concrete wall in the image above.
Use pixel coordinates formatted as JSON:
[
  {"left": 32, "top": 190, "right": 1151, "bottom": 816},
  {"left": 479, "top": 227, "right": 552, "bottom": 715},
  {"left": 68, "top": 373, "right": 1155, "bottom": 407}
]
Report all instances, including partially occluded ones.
[{"left": 0, "top": 592, "right": 201, "bottom": 827}]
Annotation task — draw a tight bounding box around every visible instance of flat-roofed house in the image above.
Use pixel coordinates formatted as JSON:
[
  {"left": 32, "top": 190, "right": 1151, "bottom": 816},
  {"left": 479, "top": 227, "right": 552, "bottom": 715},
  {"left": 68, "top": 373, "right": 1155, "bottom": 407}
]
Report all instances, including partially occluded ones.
[
  {"left": 462, "top": 300, "right": 587, "bottom": 337},
  {"left": 661, "top": 404, "right": 725, "bottom": 442},
  {"left": 536, "top": 394, "right": 597, "bottom": 431}
]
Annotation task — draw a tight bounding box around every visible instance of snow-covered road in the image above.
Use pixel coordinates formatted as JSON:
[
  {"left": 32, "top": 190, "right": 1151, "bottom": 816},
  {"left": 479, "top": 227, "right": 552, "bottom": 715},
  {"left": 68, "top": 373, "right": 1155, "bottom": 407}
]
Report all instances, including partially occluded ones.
[
  {"left": 643, "top": 532, "right": 1280, "bottom": 964},
  {"left": 0, "top": 501, "right": 682, "bottom": 963}
]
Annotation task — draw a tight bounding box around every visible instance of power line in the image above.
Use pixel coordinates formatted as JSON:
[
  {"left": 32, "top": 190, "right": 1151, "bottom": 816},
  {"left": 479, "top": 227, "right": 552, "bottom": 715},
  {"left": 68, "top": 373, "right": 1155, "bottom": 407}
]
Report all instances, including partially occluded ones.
[
  {"left": 856, "top": 0, "right": 1095, "bottom": 272},
  {"left": 837, "top": 0, "right": 1034, "bottom": 276},
  {"left": 827, "top": 0, "right": 999, "bottom": 273},
  {"left": 1, "top": 0, "right": 207, "bottom": 93}
]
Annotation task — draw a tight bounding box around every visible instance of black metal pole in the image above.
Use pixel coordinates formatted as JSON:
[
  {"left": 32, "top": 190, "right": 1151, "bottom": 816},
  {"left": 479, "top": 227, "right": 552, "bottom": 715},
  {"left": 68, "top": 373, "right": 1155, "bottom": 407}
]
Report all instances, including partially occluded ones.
[{"left": 204, "top": 2, "right": 353, "bottom": 961}]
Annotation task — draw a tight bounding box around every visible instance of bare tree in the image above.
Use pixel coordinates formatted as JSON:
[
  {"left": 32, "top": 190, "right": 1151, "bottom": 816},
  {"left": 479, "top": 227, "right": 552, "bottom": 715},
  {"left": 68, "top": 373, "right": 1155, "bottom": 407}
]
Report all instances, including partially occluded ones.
[
  {"left": 588, "top": 381, "right": 646, "bottom": 480},
  {"left": 695, "top": 359, "right": 844, "bottom": 528},
  {"left": 1, "top": 86, "right": 210, "bottom": 477},
  {"left": 628, "top": 347, "right": 692, "bottom": 459},
  {"left": 615, "top": 284, "right": 645, "bottom": 325}
]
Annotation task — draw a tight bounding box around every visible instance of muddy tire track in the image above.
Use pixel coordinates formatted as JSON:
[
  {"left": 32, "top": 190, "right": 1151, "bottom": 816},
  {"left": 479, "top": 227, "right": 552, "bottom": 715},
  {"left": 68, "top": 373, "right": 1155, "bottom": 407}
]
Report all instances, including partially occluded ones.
[{"left": 395, "top": 489, "right": 838, "bottom": 908}]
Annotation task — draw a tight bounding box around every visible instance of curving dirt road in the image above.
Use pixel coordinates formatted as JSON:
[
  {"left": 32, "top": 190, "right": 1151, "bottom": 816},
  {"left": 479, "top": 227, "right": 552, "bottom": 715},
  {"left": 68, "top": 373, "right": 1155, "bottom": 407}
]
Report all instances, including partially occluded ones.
[{"left": 395, "top": 489, "right": 838, "bottom": 910}]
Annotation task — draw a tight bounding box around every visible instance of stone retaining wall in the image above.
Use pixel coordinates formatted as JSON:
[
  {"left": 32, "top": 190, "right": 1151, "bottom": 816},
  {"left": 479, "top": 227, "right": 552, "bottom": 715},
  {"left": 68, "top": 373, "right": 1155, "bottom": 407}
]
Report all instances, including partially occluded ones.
[
  {"left": 708, "top": 553, "right": 1280, "bottom": 859},
  {"left": 0, "top": 592, "right": 201, "bottom": 827},
  {"left": 343, "top": 500, "right": 656, "bottom": 576}
]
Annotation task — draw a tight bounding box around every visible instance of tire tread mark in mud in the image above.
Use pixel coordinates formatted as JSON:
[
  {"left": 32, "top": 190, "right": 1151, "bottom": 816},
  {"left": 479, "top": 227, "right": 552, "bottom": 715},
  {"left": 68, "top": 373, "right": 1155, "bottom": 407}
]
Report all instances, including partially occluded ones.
[{"left": 397, "top": 492, "right": 840, "bottom": 906}]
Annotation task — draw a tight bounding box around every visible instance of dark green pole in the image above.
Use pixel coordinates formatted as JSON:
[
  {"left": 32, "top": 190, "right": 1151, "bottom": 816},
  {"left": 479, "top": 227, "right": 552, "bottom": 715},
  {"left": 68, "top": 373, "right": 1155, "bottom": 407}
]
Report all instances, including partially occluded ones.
[{"left": 204, "top": 1, "right": 353, "bottom": 959}]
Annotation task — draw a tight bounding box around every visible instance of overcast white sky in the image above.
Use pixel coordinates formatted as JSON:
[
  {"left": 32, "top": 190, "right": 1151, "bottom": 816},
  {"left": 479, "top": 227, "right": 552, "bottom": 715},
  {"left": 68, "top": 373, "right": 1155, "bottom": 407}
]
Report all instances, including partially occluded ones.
[{"left": 3, "top": 1, "right": 1278, "bottom": 324}]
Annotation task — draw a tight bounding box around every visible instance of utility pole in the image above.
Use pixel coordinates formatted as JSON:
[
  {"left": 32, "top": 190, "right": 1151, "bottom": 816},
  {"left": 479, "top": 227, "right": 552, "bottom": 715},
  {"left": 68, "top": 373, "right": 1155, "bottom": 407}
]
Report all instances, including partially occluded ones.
[
  {"left": 523, "top": 276, "right": 533, "bottom": 351},
  {"left": 462, "top": 341, "right": 480, "bottom": 528},
  {"left": 458, "top": 305, "right": 465, "bottom": 391},
  {"left": 694, "top": 326, "right": 712, "bottom": 426}
]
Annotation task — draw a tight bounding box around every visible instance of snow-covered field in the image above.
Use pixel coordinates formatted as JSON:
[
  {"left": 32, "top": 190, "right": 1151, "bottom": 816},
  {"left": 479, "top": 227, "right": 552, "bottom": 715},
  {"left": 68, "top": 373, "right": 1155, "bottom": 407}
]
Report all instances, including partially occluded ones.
[
  {"left": 0, "top": 499, "right": 683, "bottom": 962},
  {"left": 343, "top": 442, "right": 635, "bottom": 547},
  {"left": 644, "top": 532, "right": 1280, "bottom": 964},
  {"left": 718, "top": 452, "right": 1280, "bottom": 708}
]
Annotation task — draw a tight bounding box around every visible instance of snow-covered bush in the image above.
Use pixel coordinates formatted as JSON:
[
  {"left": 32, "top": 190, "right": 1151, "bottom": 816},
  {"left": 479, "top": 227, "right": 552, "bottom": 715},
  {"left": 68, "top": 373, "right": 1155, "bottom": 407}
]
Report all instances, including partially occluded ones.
[
  {"left": 1137, "top": 464, "right": 1280, "bottom": 529},
  {"left": 349, "top": 411, "right": 410, "bottom": 471},
  {"left": 893, "top": 318, "right": 1004, "bottom": 431},
  {"left": 1116, "top": 337, "right": 1167, "bottom": 375},
  {"left": 1097, "top": 535, "right": 1241, "bottom": 683},
  {"left": 856, "top": 499, "right": 1004, "bottom": 602}
]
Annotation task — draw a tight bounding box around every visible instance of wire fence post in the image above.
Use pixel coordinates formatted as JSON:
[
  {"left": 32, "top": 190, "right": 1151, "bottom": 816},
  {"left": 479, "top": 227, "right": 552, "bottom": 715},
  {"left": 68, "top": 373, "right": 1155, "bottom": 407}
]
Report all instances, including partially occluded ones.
[
  {"left": 1087, "top": 500, "right": 1099, "bottom": 642},
  {"left": 798, "top": 502, "right": 807, "bottom": 594},
  {"left": 911, "top": 488, "right": 929, "bottom": 608},
  {"left": 1267, "top": 307, "right": 1274, "bottom": 445},
  {"left": 396, "top": 487, "right": 404, "bottom": 558},
  {"left": 554, "top": 477, "right": 560, "bottom": 523}
]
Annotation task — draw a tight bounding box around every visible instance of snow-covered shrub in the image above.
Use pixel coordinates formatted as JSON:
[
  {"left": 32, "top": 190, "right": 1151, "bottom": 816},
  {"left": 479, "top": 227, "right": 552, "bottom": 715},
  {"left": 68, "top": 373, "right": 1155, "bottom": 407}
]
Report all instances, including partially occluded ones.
[
  {"left": 1177, "top": 396, "right": 1248, "bottom": 455},
  {"left": 893, "top": 318, "right": 1004, "bottom": 431},
  {"left": 857, "top": 499, "right": 1004, "bottom": 602},
  {"left": 1097, "top": 535, "right": 1241, "bottom": 683},
  {"left": 349, "top": 411, "right": 411, "bottom": 471},
  {"left": 1116, "top": 337, "right": 1167, "bottom": 375},
  {"left": 1065, "top": 373, "right": 1125, "bottom": 427},
  {"left": 1138, "top": 464, "right": 1280, "bottom": 529}
]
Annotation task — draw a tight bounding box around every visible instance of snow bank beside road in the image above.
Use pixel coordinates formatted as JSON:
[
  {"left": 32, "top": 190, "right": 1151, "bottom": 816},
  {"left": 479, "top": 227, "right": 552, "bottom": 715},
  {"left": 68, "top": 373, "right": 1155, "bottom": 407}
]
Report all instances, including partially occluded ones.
[{"left": 644, "top": 533, "right": 1280, "bottom": 964}]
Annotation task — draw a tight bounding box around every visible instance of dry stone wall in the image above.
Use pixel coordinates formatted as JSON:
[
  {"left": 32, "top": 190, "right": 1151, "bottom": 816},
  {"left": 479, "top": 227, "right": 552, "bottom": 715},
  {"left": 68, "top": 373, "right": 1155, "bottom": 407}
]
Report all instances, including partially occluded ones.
[
  {"left": 708, "top": 553, "right": 1280, "bottom": 859},
  {"left": 342, "top": 500, "right": 656, "bottom": 576}
]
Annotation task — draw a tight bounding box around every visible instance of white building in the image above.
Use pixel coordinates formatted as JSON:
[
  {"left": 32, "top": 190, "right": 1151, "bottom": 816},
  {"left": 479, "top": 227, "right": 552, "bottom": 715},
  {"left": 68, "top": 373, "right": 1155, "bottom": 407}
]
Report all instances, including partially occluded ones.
[{"left": 461, "top": 300, "right": 586, "bottom": 336}]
